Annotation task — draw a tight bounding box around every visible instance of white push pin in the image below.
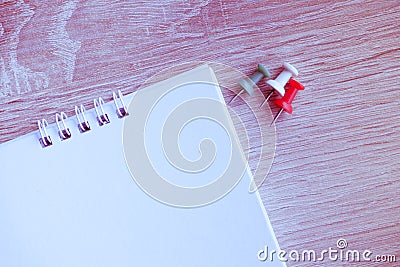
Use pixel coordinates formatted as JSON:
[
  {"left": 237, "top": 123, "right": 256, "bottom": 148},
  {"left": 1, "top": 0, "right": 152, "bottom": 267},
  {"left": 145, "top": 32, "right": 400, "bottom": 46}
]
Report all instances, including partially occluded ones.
[
  {"left": 229, "top": 64, "right": 271, "bottom": 103},
  {"left": 260, "top": 62, "right": 298, "bottom": 107}
]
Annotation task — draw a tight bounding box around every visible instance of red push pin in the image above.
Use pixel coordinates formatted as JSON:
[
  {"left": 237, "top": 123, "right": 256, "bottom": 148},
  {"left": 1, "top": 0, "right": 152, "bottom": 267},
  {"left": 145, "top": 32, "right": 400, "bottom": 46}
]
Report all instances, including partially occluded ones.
[{"left": 271, "top": 78, "right": 304, "bottom": 125}]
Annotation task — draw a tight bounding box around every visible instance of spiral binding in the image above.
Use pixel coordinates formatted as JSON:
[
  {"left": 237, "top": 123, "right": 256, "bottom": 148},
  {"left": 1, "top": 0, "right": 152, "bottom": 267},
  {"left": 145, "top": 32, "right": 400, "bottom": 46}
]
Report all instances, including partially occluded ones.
[
  {"left": 113, "top": 90, "right": 129, "bottom": 118},
  {"left": 38, "top": 119, "right": 52, "bottom": 147},
  {"left": 38, "top": 90, "right": 129, "bottom": 148},
  {"left": 94, "top": 97, "right": 110, "bottom": 126},
  {"left": 75, "top": 104, "right": 91, "bottom": 133},
  {"left": 56, "top": 112, "right": 72, "bottom": 140}
]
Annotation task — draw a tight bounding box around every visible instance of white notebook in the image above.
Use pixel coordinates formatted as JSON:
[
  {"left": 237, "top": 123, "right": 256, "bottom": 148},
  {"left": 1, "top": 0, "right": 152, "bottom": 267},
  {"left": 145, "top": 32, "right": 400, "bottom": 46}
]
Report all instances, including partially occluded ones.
[{"left": 0, "top": 65, "right": 285, "bottom": 267}]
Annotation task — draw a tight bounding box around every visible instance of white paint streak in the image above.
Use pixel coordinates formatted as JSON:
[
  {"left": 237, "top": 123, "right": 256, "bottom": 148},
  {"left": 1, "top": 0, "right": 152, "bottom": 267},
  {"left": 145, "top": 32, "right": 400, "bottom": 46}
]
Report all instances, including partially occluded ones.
[
  {"left": 0, "top": 0, "right": 49, "bottom": 96},
  {"left": 45, "top": 0, "right": 81, "bottom": 84},
  {"left": 0, "top": 58, "right": 12, "bottom": 96},
  {"left": 168, "top": 0, "right": 210, "bottom": 38}
]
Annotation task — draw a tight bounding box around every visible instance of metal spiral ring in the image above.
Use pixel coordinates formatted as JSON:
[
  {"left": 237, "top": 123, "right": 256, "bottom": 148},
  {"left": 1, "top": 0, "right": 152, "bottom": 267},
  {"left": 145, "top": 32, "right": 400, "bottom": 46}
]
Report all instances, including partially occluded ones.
[
  {"left": 38, "top": 119, "right": 52, "bottom": 147},
  {"left": 113, "top": 90, "right": 129, "bottom": 118},
  {"left": 75, "top": 104, "right": 91, "bottom": 133},
  {"left": 94, "top": 97, "right": 110, "bottom": 126},
  {"left": 56, "top": 112, "right": 72, "bottom": 140}
]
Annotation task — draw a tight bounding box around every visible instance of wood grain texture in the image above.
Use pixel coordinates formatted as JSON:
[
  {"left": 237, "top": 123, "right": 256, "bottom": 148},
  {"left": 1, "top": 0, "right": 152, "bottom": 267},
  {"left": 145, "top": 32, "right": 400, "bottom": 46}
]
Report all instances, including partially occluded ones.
[{"left": 1, "top": 0, "right": 399, "bottom": 266}]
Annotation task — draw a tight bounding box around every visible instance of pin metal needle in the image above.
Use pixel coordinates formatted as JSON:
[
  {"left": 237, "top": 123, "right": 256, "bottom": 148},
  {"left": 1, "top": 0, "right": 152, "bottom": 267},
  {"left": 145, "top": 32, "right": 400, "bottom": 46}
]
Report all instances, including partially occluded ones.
[
  {"left": 229, "top": 90, "right": 243, "bottom": 104},
  {"left": 270, "top": 108, "right": 283, "bottom": 126},
  {"left": 260, "top": 91, "right": 274, "bottom": 107}
]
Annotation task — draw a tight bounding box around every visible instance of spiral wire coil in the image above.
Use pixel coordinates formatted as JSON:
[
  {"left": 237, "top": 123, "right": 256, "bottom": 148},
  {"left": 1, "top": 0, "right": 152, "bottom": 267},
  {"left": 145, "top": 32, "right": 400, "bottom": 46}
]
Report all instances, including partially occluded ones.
[{"left": 38, "top": 90, "right": 128, "bottom": 148}]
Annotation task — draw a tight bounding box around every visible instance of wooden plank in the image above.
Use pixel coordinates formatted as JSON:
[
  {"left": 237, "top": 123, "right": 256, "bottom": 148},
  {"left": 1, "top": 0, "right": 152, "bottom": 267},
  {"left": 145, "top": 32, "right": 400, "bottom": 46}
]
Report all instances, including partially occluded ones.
[{"left": 1, "top": 0, "right": 399, "bottom": 265}]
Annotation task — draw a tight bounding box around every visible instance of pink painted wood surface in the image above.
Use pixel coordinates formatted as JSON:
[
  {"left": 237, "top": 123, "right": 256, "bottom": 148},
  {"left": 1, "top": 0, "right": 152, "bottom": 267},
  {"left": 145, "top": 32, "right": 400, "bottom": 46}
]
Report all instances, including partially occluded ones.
[{"left": 1, "top": 0, "right": 399, "bottom": 266}]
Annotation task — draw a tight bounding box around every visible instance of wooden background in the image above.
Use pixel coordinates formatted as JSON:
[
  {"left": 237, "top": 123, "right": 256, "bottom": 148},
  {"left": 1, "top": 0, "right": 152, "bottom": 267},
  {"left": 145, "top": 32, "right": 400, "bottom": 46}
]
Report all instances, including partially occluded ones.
[{"left": 1, "top": 0, "right": 399, "bottom": 266}]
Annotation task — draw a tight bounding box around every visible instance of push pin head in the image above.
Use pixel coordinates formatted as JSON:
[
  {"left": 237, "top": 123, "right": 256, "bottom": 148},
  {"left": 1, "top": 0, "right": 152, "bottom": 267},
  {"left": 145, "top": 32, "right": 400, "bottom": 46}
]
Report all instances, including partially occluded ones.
[
  {"left": 260, "top": 62, "right": 298, "bottom": 107},
  {"left": 267, "top": 62, "right": 298, "bottom": 97},
  {"left": 238, "top": 64, "right": 271, "bottom": 96},
  {"left": 271, "top": 78, "right": 304, "bottom": 125},
  {"left": 230, "top": 64, "right": 271, "bottom": 103}
]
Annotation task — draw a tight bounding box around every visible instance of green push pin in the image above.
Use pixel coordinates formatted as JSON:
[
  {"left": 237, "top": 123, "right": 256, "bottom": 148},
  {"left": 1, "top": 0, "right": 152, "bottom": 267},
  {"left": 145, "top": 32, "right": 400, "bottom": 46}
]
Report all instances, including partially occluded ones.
[{"left": 229, "top": 64, "right": 271, "bottom": 103}]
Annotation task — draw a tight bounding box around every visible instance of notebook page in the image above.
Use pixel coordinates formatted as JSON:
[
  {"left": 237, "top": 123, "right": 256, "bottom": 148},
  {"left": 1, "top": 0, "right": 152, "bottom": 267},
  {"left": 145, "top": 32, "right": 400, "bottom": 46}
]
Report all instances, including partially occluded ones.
[{"left": 0, "top": 65, "right": 285, "bottom": 267}]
